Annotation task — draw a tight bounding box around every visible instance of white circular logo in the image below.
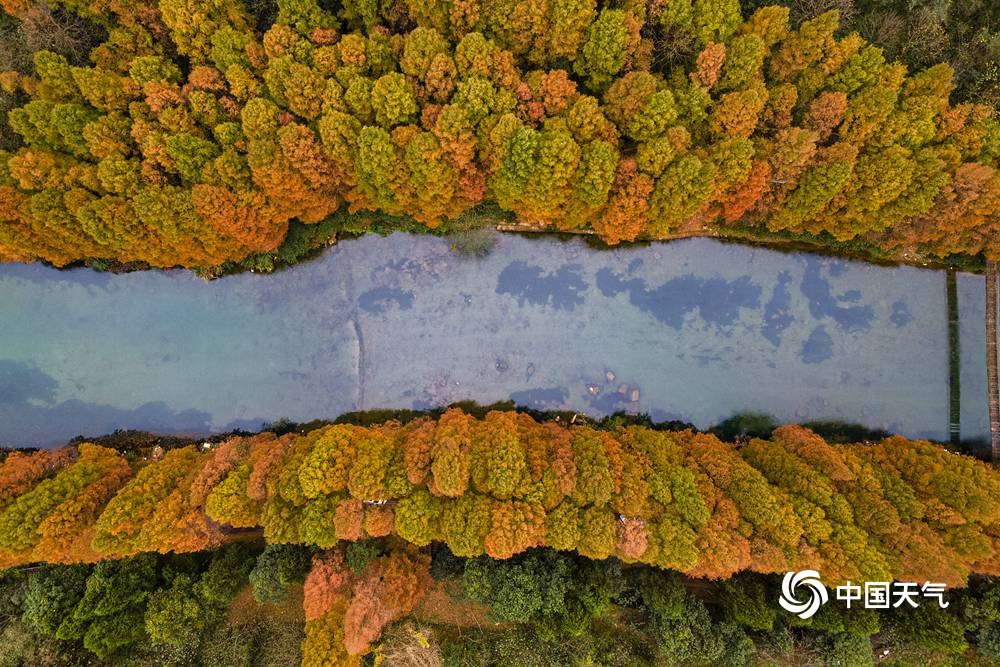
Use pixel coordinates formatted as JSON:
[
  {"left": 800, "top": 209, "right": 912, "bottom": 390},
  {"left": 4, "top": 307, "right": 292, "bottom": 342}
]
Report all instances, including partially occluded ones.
[{"left": 779, "top": 570, "right": 828, "bottom": 619}]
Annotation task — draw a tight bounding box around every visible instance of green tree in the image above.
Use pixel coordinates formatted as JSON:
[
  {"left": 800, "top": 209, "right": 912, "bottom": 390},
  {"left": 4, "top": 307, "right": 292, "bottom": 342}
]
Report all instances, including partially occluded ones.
[
  {"left": 22, "top": 564, "right": 91, "bottom": 637},
  {"left": 249, "top": 543, "right": 313, "bottom": 603},
  {"left": 574, "top": 10, "right": 630, "bottom": 92},
  {"left": 145, "top": 573, "right": 215, "bottom": 654}
]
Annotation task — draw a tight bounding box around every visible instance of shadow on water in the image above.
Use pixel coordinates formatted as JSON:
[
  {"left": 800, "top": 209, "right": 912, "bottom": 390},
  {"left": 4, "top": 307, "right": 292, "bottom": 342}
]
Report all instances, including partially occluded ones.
[
  {"left": 0, "top": 358, "right": 265, "bottom": 448},
  {"left": 595, "top": 268, "right": 761, "bottom": 329},
  {"left": 0, "top": 262, "right": 114, "bottom": 288},
  {"left": 890, "top": 301, "right": 913, "bottom": 327},
  {"left": 0, "top": 400, "right": 216, "bottom": 449},
  {"left": 358, "top": 287, "right": 415, "bottom": 314},
  {"left": 508, "top": 387, "right": 570, "bottom": 410},
  {"left": 800, "top": 258, "right": 875, "bottom": 332},
  {"left": 496, "top": 261, "right": 587, "bottom": 310},
  {"left": 762, "top": 271, "right": 795, "bottom": 346},
  {"left": 0, "top": 359, "right": 59, "bottom": 404},
  {"left": 801, "top": 326, "right": 834, "bottom": 364},
  {"left": 585, "top": 388, "right": 635, "bottom": 413}
]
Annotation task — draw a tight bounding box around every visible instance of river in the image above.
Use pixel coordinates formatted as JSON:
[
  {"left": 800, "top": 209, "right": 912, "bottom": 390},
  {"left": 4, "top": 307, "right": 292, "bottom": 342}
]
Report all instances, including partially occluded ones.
[{"left": 0, "top": 233, "right": 988, "bottom": 448}]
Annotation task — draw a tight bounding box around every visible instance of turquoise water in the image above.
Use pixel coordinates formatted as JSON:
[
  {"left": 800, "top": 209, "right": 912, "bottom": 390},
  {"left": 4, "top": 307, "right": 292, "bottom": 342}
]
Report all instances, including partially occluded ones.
[{"left": 0, "top": 234, "right": 988, "bottom": 448}]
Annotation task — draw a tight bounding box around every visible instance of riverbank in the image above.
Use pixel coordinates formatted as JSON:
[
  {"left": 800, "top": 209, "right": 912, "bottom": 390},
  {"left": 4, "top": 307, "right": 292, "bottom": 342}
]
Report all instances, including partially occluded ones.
[
  {"left": 62, "top": 205, "right": 988, "bottom": 279},
  {"left": 0, "top": 403, "right": 897, "bottom": 456}
]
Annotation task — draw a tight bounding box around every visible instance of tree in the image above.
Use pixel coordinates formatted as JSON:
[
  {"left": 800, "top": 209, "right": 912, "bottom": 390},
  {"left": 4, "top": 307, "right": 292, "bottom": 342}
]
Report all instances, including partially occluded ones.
[
  {"left": 205, "top": 460, "right": 259, "bottom": 527},
  {"left": 576, "top": 505, "right": 616, "bottom": 559},
  {"left": 144, "top": 573, "right": 214, "bottom": 654},
  {"left": 654, "top": 595, "right": 746, "bottom": 664},
  {"left": 0, "top": 444, "right": 131, "bottom": 564},
  {"left": 198, "top": 542, "right": 258, "bottom": 605},
  {"left": 430, "top": 408, "right": 474, "bottom": 497},
  {"left": 302, "top": 601, "right": 359, "bottom": 667},
  {"left": 33, "top": 444, "right": 133, "bottom": 563},
  {"left": 6, "top": 411, "right": 1000, "bottom": 588},
  {"left": 250, "top": 543, "right": 313, "bottom": 603},
  {"left": 1, "top": 0, "right": 997, "bottom": 265},
  {"left": 484, "top": 499, "right": 544, "bottom": 558},
  {"left": 718, "top": 574, "right": 776, "bottom": 631},
  {"left": 332, "top": 497, "right": 364, "bottom": 542},
  {"left": 394, "top": 489, "right": 442, "bottom": 546},
  {"left": 275, "top": 0, "right": 337, "bottom": 36},
  {"left": 568, "top": 428, "right": 616, "bottom": 506},
  {"left": 471, "top": 410, "right": 528, "bottom": 499},
  {"left": 593, "top": 158, "right": 654, "bottom": 243},
  {"left": 91, "top": 446, "right": 208, "bottom": 556},
  {"left": 884, "top": 603, "right": 968, "bottom": 654},
  {"left": 647, "top": 154, "right": 716, "bottom": 235},
  {"left": 303, "top": 549, "right": 351, "bottom": 621},
  {"left": 485, "top": 0, "right": 595, "bottom": 66},
  {"left": 297, "top": 425, "right": 358, "bottom": 499},
  {"left": 342, "top": 548, "right": 430, "bottom": 654},
  {"left": 348, "top": 428, "right": 395, "bottom": 500},
  {"left": 441, "top": 493, "right": 492, "bottom": 556},
  {"left": 22, "top": 563, "right": 91, "bottom": 637},
  {"left": 62, "top": 554, "right": 160, "bottom": 658},
  {"left": 0, "top": 448, "right": 73, "bottom": 510},
  {"left": 370, "top": 73, "right": 418, "bottom": 127},
  {"left": 159, "top": 0, "right": 253, "bottom": 62},
  {"left": 574, "top": 10, "right": 630, "bottom": 92},
  {"left": 463, "top": 551, "right": 572, "bottom": 623}
]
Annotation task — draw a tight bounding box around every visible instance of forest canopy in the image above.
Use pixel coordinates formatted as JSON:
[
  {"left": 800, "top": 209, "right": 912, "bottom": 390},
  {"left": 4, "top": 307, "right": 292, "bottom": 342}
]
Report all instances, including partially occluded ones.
[
  {"left": 0, "top": 0, "right": 998, "bottom": 268},
  {"left": 8, "top": 541, "right": 1000, "bottom": 665},
  {"left": 2, "top": 410, "right": 1000, "bottom": 591}
]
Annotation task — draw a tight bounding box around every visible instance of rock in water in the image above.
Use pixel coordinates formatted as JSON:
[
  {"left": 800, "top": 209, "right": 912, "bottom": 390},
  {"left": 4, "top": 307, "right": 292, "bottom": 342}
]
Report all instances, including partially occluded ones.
[
  {"left": 587, "top": 384, "right": 600, "bottom": 396},
  {"left": 630, "top": 389, "right": 640, "bottom": 402},
  {"left": 605, "top": 370, "right": 616, "bottom": 382}
]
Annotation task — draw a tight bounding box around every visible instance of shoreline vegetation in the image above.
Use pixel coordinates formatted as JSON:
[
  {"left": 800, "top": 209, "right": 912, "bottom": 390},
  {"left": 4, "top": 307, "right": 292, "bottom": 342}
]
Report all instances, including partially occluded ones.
[
  {"left": 2, "top": 405, "right": 1000, "bottom": 663},
  {"left": 1, "top": 0, "right": 998, "bottom": 274},
  {"left": 80, "top": 208, "right": 995, "bottom": 281},
  {"left": 5, "top": 402, "right": 987, "bottom": 458},
  {"left": 1, "top": 404, "right": 997, "bottom": 580}
]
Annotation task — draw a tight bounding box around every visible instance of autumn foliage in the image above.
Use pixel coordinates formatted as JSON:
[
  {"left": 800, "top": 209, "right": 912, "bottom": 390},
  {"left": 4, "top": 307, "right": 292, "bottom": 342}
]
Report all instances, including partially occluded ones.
[
  {"left": 1, "top": 410, "right": 1000, "bottom": 591},
  {"left": 298, "top": 544, "right": 431, "bottom": 659},
  {"left": 0, "top": 0, "right": 997, "bottom": 267}
]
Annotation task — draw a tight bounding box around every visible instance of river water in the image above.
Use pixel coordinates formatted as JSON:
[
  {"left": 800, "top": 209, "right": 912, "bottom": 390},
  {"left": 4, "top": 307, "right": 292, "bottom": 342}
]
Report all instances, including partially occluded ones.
[{"left": 0, "top": 233, "right": 988, "bottom": 448}]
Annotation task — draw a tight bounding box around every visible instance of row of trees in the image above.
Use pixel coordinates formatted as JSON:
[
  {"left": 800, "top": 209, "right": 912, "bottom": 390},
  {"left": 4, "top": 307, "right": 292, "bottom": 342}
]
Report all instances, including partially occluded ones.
[
  {"left": 8, "top": 540, "right": 1000, "bottom": 664},
  {"left": 0, "top": 0, "right": 997, "bottom": 267},
  {"left": 439, "top": 548, "right": 1000, "bottom": 665},
  {"left": 1, "top": 542, "right": 262, "bottom": 661},
  {"left": 298, "top": 541, "right": 1000, "bottom": 662},
  {"left": 2, "top": 409, "right": 999, "bottom": 588},
  {"left": 744, "top": 0, "right": 1000, "bottom": 111}
]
